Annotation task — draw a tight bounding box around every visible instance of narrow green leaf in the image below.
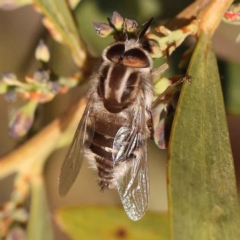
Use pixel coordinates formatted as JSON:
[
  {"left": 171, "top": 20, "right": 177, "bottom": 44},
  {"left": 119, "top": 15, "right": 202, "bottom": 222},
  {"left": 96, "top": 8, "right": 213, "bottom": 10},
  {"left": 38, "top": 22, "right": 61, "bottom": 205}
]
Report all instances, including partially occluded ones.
[
  {"left": 27, "top": 178, "right": 54, "bottom": 240},
  {"left": 225, "top": 61, "right": 240, "bottom": 115},
  {"left": 34, "top": 0, "right": 86, "bottom": 67},
  {"left": 168, "top": 33, "right": 240, "bottom": 240},
  {"left": 68, "top": 0, "right": 81, "bottom": 9},
  {"left": 56, "top": 206, "right": 169, "bottom": 240}
]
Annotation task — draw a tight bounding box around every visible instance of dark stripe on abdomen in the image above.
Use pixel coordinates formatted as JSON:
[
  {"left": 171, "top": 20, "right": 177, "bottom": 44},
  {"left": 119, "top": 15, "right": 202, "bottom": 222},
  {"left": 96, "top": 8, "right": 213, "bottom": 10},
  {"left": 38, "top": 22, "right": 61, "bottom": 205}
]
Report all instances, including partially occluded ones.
[
  {"left": 89, "top": 111, "right": 128, "bottom": 190},
  {"left": 94, "top": 115, "right": 126, "bottom": 138},
  {"left": 91, "top": 132, "right": 114, "bottom": 148},
  {"left": 90, "top": 144, "right": 112, "bottom": 160}
]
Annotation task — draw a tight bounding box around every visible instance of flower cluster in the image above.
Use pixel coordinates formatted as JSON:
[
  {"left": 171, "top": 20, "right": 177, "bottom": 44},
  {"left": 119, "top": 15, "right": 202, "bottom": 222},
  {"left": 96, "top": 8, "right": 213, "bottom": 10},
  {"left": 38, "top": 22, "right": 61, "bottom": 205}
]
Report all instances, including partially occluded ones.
[
  {"left": 92, "top": 11, "right": 138, "bottom": 39},
  {"left": 92, "top": 12, "right": 198, "bottom": 59},
  {"left": 0, "top": 40, "right": 79, "bottom": 138},
  {"left": 0, "top": 175, "right": 29, "bottom": 239}
]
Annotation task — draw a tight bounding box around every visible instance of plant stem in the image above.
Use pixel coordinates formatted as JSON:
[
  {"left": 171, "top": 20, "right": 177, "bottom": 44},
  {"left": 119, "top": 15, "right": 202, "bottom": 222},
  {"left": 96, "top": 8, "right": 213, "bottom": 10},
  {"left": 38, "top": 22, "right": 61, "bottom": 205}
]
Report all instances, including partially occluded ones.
[
  {"left": 198, "top": 0, "right": 233, "bottom": 36},
  {"left": 0, "top": 98, "right": 86, "bottom": 179},
  {"left": 165, "top": 0, "right": 233, "bottom": 37}
]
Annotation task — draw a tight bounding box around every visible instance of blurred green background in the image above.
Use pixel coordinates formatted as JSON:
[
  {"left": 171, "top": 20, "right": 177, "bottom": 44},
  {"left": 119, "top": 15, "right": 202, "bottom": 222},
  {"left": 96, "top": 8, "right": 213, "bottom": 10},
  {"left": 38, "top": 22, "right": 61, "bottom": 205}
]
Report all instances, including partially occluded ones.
[{"left": 0, "top": 0, "right": 240, "bottom": 239}]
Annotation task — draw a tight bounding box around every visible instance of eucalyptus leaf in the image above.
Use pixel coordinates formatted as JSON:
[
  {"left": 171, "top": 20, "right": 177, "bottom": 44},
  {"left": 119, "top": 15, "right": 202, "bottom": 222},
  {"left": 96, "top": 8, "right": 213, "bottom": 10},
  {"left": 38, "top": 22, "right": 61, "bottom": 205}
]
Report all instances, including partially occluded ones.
[
  {"left": 168, "top": 33, "right": 240, "bottom": 240},
  {"left": 56, "top": 206, "right": 169, "bottom": 240},
  {"left": 225, "top": 61, "right": 240, "bottom": 115},
  {"left": 34, "top": 0, "right": 86, "bottom": 67}
]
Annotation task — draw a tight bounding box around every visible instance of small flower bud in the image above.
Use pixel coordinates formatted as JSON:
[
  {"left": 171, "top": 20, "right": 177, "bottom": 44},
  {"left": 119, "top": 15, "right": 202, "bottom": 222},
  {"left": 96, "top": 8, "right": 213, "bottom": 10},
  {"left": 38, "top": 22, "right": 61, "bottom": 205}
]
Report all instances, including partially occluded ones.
[
  {"left": 125, "top": 19, "right": 138, "bottom": 33},
  {"left": 25, "top": 75, "right": 34, "bottom": 83},
  {"left": 48, "top": 81, "right": 61, "bottom": 93},
  {"left": 92, "top": 22, "right": 113, "bottom": 37},
  {"left": 12, "top": 208, "right": 28, "bottom": 222},
  {"left": 111, "top": 11, "right": 124, "bottom": 30},
  {"left": 146, "top": 40, "right": 162, "bottom": 58},
  {"left": 224, "top": 3, "right": 240, "bottom": 22},
  {"left": 5, "top": 89, "right": 16, "bottom": 102},
  {"left": 154, "top": 77, "right": 171, "bottom": 96},
  {"left": 2, "top": 73, "right": 19, "bottom": 85},
  {"left": 33, "top": 70, "right": 50, "bottom": 83},
  {"left": 35, "top": 40, "right": 50, "bottom": 62},
  {"left": 9, "top": 100, "right": 38, "bottom": 138},
  {"left": 6, "top": 227, "right": 27, "bottom": 240}
]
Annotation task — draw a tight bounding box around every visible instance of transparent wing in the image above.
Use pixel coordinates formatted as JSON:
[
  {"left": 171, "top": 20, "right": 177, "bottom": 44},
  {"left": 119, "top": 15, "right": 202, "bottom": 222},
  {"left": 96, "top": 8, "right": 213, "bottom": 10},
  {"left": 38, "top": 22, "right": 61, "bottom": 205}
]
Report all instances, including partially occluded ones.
[
  {"left": 113, "top": 106, "right": 149, "bottom": 221},
  {"left": 58, "top": 100, "right": 95, "bottom": 197}
]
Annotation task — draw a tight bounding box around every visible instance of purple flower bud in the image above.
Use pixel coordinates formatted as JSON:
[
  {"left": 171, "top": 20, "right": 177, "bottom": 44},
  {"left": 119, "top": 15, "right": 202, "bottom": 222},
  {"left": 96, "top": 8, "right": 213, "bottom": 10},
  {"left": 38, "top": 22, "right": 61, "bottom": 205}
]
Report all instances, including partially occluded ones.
[
  {"left": 5, "top": 89, "right": 16, "bottom": 102},
  {"left": 6, "top": 227, "right": 26, "bottom": 240},
  {"left": 48, "top": 81, "right": 62, "bottom": 93},
  {"left": 1, "top": 73, "right": 20, "bottom": 85},
  {"left": 9, "top": 100, "right": 38, "bottom": 138},
  {"left": 125, "top": 19, "right": 138, "bottom": 33},
  {"left": 92, "top": 22, "right": 113, "bottom": 37},
  {"left": 33, "top": 70, "right": 50, "bottom": 83}
]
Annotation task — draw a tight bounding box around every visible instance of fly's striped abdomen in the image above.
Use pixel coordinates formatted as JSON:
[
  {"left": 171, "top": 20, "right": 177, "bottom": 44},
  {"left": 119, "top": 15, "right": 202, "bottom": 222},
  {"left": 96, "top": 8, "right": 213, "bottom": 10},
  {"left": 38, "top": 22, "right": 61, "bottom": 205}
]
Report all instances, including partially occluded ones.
[{"left": 89, "top": 111, "right": 129, "bottom": 190}]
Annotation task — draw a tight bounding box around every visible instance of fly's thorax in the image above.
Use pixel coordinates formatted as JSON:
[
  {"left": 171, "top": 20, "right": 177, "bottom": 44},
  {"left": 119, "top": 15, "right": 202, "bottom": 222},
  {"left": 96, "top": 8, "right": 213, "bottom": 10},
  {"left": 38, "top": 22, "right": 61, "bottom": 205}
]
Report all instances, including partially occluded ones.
[{"left": 98, "top": 40, "right": 153, "bottom": 113}]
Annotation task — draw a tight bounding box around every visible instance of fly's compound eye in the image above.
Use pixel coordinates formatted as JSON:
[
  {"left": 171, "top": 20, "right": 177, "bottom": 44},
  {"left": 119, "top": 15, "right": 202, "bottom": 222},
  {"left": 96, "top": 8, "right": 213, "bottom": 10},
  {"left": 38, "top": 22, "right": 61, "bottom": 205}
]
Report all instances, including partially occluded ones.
[
  {"left": 122, "top": 48, "right": 150, "bottom": 68},
  {"left": 106, "top": 43, "right": 125, "bottom": 63}
]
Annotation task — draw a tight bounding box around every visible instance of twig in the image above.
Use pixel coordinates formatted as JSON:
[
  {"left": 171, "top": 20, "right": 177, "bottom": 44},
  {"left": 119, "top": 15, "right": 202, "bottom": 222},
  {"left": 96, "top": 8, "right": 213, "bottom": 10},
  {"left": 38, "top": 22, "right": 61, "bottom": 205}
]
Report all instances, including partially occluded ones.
[
  {"left": 198, "top": 0, "right": 233, "bottom": 36},
  {"left": 0, "top": 98, "right": 86, "bottom": 179},
  {"left": 173, "top": 0, "right": 210, "bottom": 20},
  {"left": 165, "top": 0, "right": 233, "bottom": 37},
  {"left": 164, "top": 0, "right": 211, "bottom": 29}
]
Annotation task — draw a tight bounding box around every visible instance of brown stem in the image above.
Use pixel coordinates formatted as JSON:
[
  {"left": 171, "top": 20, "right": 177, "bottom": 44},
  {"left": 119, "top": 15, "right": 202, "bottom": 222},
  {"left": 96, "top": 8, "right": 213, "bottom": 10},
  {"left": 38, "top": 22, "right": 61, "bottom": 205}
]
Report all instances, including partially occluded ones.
[
  {"left": 175, "top": 0, "right": 210, "bottom": 20},
  {"left": 165, "top": 0, "right": 211, "bottom": 29},
  {"left": 0, "top": 98, "right": 86, "bottom": 179},
  {"left": 165, "top": 0, "right": 233, "bottom": 37},
  {"left": 198, "top": 0, "right": 233, "bottom": 36}
]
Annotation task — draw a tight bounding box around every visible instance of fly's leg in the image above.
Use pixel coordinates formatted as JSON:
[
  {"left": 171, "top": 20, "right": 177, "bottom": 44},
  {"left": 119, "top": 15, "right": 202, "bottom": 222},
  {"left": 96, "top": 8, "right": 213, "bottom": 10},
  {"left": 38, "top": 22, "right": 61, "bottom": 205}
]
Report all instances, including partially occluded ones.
[
  {"left": 152, "top": 75, "right": 191, "bottom": 108},
  {"left": 151, "top": 62, "right": 169, "bottom": 81},
  {"left": 147, "top": 110, "right": 154, "bottom": 140},
  {"left": 151, "top": 43, "right": 179, "bottom": 80}
]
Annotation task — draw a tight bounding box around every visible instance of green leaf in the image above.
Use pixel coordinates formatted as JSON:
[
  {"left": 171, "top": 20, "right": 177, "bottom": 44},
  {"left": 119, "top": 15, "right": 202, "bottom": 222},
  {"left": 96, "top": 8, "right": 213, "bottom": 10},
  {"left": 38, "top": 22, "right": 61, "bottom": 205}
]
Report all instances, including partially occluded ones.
[
  {"left": 225, "top": 61, "right": 240, "bottom": 115},
  {"left": 56, "top": 206, "right": 169, "bottom": 240},
  {"left": 68, "top": 0, "right": 81, "bottom": 9},
  {"left": 168, "top": 33, "right": 240, "bottom": 239},
  {"left": 34, "top": 0, "right": 86, "bottom": 67},
  {"left": 27, "top": 178, "right": 54, "bottom": 240}
]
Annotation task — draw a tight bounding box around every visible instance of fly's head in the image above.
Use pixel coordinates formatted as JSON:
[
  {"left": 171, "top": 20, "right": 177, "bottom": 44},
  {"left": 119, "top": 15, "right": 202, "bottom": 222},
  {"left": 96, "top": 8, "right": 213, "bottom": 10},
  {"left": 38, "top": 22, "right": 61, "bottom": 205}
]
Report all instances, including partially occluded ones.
[{"left": 92, "top": 12, "right": 162, "bottom": 70}]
